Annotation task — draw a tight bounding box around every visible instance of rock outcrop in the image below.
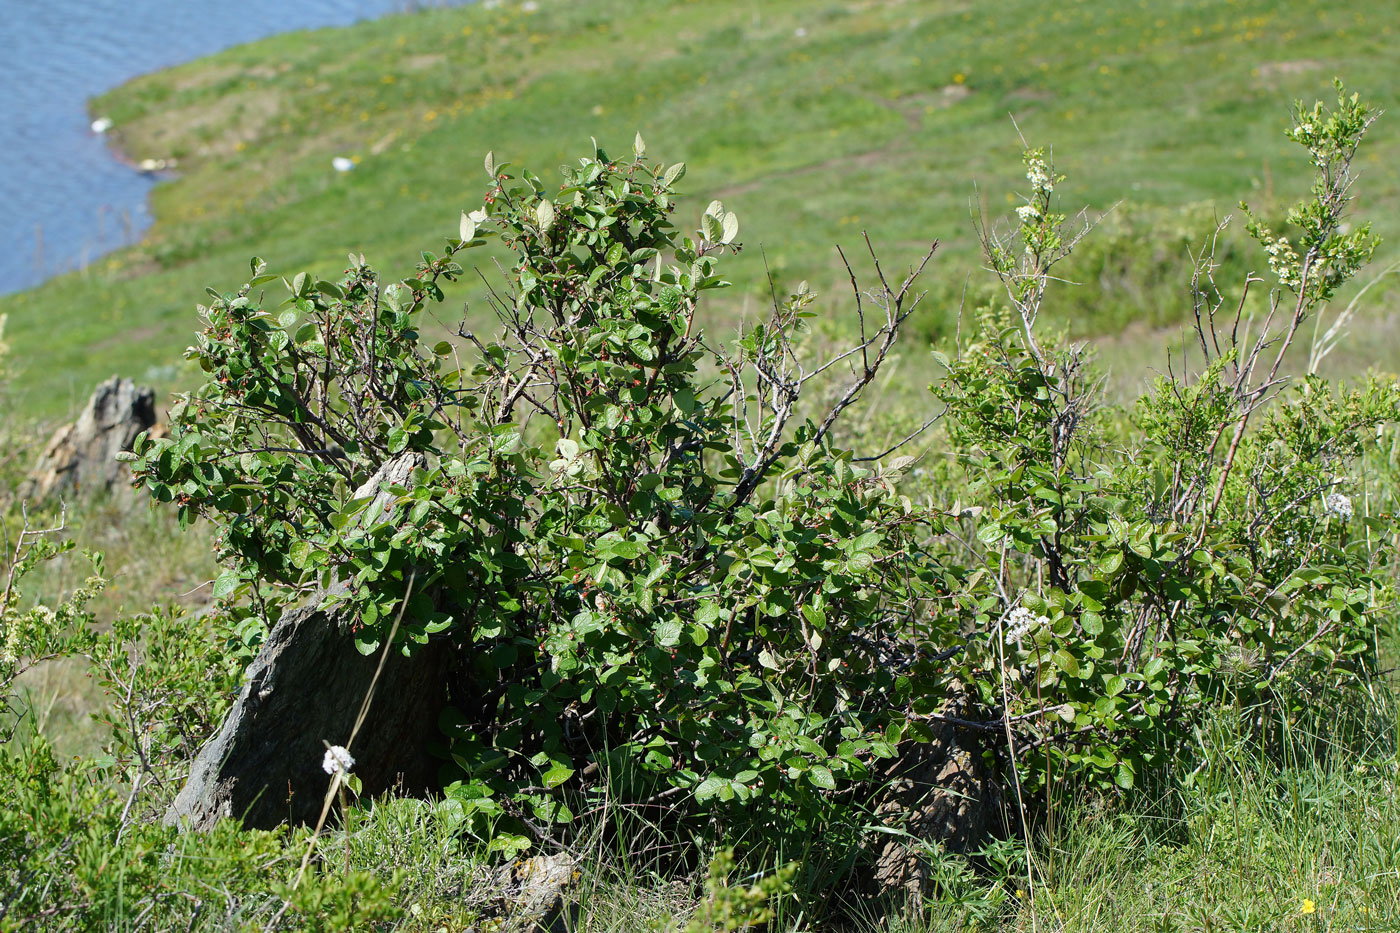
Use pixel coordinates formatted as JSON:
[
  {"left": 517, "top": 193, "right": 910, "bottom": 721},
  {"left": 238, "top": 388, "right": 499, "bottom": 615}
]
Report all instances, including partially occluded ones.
[
  {"left": 23, "top": 376, "right": 156, "bottom": 499},
  {"left": 164, "top": 592, "right": 453, "bottom": 830}
]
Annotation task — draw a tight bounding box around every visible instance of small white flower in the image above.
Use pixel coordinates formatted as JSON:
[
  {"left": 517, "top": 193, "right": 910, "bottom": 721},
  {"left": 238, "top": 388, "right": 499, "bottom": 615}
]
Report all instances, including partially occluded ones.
[
  {"left": 331, "top": 156, "right": 356, "bottom": 173},
  {"left": 1324, "top": 492, "right": 1353, "bottom": 519},
  {"left": 322, "top": 745, "right": 355, "bottom": 776},
  {"left": 521, "top": 0, "right": 538, "bottom": 11},
  {"left": 1016, "top": 204, "right": 1040, "bottom": 223},
  {"left": 794, "top": 26, "right": 808, "bottom": 37},
  {"left": 1005, "top": 606, "right": 1047, "bottom": 643}
]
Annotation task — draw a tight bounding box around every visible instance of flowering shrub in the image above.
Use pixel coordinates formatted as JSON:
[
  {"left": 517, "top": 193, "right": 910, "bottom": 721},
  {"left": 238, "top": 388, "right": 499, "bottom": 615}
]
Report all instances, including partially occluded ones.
[
  {"left": 930, "top": 81, "right": 1397, "bottom": 792},
  {"left": 130, "top": 86, "right": 1397, "bottom": 856},
  {"left": 131, "top": 137, "right": 950, "bottom": 850}
]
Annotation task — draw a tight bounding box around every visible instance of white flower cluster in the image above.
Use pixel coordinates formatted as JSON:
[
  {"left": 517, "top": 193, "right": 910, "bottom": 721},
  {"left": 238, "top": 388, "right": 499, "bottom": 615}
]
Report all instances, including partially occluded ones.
[
  {"left": 1324, "top": 492, "right": 1353, "bottom": 519},
  {"left": 1260, "top": 232, "right": 1300, "bottom": 289},
  {"left": 322, "top": 745, "right": 356, "bottom": 776},
  {"left": 1016, "top": 203, "right": 1041, "bottom": 224},
  {"left": 1005, "top": 606, "right": 1048, "bottom": 644},
  {"left": 1, "top": 604, "right": 57, "bottom": 668},
  {"left": 1025, "top": 155, "right": 1053, "bottom": 196}
]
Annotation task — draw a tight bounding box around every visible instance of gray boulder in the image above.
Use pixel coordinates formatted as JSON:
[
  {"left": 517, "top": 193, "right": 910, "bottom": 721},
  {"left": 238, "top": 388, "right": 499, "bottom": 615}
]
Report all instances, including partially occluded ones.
[{"left": 23, "top": 376, "right": 156, "bottom": 499}]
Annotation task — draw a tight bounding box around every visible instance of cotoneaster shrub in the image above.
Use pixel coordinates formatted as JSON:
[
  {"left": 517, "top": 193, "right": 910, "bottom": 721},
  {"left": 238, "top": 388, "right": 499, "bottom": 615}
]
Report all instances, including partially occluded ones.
[{"left": 130, "top": 85, "right": 1397, "bottom": 864}]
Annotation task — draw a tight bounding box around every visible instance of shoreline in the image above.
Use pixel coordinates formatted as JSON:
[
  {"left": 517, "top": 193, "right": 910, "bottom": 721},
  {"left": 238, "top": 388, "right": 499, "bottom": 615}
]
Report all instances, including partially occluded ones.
[{"left": 2, "top": 0, "right": 430, "bottom": 299}]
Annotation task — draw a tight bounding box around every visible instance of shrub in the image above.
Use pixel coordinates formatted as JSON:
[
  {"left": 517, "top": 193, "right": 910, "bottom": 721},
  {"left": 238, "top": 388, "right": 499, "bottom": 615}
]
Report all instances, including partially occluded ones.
[
  {"left": 929, "top": 82, "right": 1396, "bottom": 793},
  {"left": 133, "top": 138, "right": 948, "bottom": 854},
  {"left": 131, "top": 85, "right": 1397, "bottom": 867}
]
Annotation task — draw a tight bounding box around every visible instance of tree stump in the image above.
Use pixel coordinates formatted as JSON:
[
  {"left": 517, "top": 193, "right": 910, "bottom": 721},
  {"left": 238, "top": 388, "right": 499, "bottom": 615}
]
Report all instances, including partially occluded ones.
[{"left": 871, "top": 686, "right": 1003, "bottom": 898}]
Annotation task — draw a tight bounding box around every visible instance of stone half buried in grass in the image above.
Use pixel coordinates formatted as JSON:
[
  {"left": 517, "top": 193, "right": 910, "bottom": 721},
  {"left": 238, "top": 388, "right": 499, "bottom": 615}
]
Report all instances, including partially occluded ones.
[
  {"left": 166, "top": 453, "right": 455, "bottom": 831},
  {"left": 164, "top": 589, "right": 455, "bottom": 830},
  {"left": 471, "top": 853, "right": 580, "bottom": 932}
]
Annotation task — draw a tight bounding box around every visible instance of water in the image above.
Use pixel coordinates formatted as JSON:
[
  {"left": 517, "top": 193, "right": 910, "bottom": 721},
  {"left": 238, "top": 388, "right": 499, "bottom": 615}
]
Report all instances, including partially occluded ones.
[{"left": 0, "top": 0, "right": 421, "bottom": 295}]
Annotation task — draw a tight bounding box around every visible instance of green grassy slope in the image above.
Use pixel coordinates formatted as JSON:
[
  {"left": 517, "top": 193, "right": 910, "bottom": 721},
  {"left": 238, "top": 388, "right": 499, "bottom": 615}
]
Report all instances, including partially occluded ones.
[{"left": 4, "top": 0, "right": 1399, "bottom": 418}]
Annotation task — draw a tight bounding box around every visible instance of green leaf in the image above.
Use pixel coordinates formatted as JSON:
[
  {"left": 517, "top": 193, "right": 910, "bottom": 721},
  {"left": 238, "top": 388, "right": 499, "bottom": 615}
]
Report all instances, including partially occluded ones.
[
  {"left": 1052, "top": 649, "right": 1081, "bottom": 678},
  {"left": 535, "top": 199, "right": 556, "bottom": 232},
  {"left": 721, "top": 211, "right": 739, "bottom": 244},
  {"left": 702, "top": 213, "right": 723, "bottom": 243},
  {"left": 976, "top": 522, "right": 1004, "bottom": 545},
  {"left": 459, "top": 211, "right": 477, "bottom": 242},
  {"left": 541, "top": 763, "right": 574, "bottom": 789},
  {"left": 212, "top": 571, "right": 240, "bottom": 600},
  {"left": 484, "top": 150, "right": 496, "bottom": 177},
  {"left": 662, "top": 162, "right": 686, "bottom": 186},
  {"left": 695, "top": 775, "right": 726, "bottom": 802},
  {"left": 807, "top": 765, "right": 836, "bottom": 790}
]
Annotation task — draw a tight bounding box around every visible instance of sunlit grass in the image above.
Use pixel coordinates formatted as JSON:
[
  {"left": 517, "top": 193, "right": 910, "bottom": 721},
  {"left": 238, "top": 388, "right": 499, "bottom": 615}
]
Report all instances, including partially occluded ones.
[{"left": 1, "top": 0, "right": 1398, "bottom": 418}]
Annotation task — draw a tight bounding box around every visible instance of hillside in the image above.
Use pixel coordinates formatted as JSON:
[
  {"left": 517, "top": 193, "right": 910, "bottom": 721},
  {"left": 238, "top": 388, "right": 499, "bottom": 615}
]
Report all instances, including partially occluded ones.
[{"left": 3, "top": 0, "right": 1399, "bottom": 418}]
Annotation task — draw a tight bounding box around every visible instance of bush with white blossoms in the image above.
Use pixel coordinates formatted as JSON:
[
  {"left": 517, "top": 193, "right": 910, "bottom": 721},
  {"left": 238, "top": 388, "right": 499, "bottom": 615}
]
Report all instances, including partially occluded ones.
[
  {"left": 931, "top": 82, "right": 1398, "bottom": 794},
  {"left": 127, "top": 84, "right": 1399, "bottom": 855}
]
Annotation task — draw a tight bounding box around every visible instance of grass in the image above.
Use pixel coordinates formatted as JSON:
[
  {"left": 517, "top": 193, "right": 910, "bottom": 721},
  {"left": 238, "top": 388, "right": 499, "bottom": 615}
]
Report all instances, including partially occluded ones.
[
  {"left": 2, "top": 0, "right": 1400, "bottom": 419},
  {"left": 9, "top": 683, "right": 1400, "bottom": 930}
]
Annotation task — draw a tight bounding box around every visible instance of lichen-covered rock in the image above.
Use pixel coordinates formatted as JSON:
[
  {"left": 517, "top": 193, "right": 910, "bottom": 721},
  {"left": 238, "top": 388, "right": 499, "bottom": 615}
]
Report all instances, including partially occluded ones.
[
  {"left": 23, "top": 376, "right": 156, "bottom": 499},
  {"left": 461, "top": 853, "right": 579, "bottom": 932}
]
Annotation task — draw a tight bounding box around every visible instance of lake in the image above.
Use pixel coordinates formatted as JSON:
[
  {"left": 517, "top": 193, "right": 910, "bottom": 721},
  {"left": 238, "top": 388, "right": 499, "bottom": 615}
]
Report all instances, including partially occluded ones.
[{"left": 0, "top": 0, "right": 435, "bottom": 295}]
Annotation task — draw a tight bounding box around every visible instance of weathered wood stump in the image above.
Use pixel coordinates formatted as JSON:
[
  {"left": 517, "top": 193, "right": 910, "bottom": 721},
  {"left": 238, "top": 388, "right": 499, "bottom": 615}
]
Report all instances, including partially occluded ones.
[{"left": 871, "top": 686, "right": 1003, "bottom": 898}]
